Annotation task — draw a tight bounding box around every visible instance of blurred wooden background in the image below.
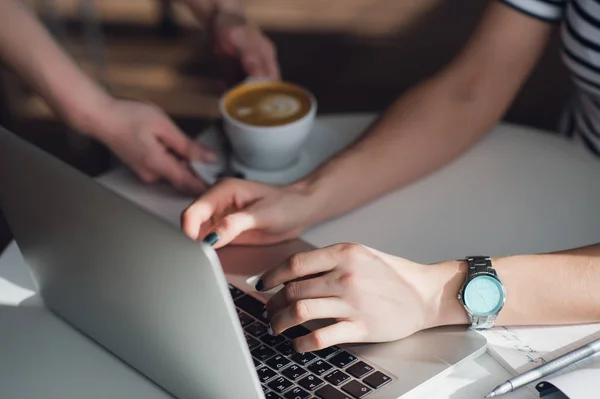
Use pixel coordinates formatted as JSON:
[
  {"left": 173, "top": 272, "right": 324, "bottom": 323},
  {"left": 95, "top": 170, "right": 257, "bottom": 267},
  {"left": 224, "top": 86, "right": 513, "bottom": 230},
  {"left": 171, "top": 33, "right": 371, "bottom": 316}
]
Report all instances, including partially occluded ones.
[{"left": 3, "top": 0, "right": 570, "bottom": 129}]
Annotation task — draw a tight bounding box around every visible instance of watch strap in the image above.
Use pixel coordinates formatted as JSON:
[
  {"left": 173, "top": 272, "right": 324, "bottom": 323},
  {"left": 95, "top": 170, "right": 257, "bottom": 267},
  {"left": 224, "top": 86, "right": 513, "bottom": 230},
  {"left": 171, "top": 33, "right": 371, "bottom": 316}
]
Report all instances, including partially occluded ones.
[
  {"left": 466, "top": 256, "right": 493, "bottom": 275},
  {"left": 469, "top": 314, "right": 497, "bottom": 330}
]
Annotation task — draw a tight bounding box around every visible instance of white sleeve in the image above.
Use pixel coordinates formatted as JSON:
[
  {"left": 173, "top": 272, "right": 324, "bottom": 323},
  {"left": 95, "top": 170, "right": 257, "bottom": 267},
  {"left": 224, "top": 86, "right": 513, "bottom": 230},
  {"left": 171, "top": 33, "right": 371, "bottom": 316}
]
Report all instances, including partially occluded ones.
[{"left": 499, "top": 0, "right": 566, "bottom": 22}]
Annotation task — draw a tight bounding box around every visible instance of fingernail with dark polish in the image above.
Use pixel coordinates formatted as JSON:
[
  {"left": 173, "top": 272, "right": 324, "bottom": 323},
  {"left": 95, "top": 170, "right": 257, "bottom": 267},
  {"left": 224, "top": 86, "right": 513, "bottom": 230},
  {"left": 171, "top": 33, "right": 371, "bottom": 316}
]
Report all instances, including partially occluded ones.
[
  {"left": 203, "top": 232, "right": 220, "bottom": 246},
  {"left": 255, "top": 279, "right": 264, "bottom": 291},
  {"left": 267, "top": 323, "right": 274, "bottom": 336},
  {"left": 262, "top": 306, "right": 269, "bottom": 319}
]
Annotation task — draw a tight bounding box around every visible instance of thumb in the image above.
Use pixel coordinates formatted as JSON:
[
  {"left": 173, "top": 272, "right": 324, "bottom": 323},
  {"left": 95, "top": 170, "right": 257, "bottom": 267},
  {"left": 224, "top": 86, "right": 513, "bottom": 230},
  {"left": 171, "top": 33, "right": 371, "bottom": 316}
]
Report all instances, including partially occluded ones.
[{"left": 158, "top": 121, "right": 217, "bottom": 163}]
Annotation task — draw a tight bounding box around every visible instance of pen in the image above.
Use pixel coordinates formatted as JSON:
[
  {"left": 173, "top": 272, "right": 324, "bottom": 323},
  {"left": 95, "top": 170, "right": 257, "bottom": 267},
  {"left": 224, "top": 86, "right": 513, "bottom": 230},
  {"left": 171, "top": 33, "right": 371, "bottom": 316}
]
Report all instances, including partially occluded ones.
[{"left": 484, "top": 336, "right": 600, "bottom": 398}]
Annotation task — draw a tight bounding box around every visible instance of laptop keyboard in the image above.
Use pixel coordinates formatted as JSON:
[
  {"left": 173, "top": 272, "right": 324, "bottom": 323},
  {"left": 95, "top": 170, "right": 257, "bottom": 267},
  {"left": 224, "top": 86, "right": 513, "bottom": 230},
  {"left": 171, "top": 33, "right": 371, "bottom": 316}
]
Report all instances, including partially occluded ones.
[{"left": 229, "top": 284, "right": 392, "bottom": 399}]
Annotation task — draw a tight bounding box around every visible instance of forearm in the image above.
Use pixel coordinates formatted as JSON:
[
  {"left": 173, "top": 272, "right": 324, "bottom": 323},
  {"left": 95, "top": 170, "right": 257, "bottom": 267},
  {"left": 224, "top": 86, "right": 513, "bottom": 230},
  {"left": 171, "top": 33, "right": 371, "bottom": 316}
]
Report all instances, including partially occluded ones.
[
  {"left": 291, "top": 2, "right": 551, "bottom": 228},
  {"left": 431, "top": 245, "right": 600, "bottom": 329},
  {"left": 295, "top": 74, "right": 509, "bottom": 225},
  {"left": 0, "top": 0, "right": 111, "bottom": 135}
]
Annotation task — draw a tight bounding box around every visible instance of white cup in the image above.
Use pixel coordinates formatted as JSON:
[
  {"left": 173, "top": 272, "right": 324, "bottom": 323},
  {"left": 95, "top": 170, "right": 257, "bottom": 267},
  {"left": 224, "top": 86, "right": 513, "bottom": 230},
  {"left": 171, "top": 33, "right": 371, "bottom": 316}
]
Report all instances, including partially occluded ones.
[{"left": 219, "top": 81, "right": 317, "bottom": 171}]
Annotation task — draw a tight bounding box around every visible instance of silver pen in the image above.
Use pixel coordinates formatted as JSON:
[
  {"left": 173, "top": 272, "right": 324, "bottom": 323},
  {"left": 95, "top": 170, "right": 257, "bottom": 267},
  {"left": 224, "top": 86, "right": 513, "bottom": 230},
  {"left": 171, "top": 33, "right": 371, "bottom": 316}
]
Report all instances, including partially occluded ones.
[{"left": 485, "top": 336, "right": 600, "bottom": 398}]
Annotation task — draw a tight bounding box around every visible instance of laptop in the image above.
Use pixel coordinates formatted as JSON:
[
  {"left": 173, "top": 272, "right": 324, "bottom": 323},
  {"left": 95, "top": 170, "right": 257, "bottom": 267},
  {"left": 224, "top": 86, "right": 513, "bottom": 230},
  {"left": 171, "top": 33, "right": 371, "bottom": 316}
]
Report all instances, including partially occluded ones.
[{"left": 0, "top": 127, "right": 486, "bottom": 399}]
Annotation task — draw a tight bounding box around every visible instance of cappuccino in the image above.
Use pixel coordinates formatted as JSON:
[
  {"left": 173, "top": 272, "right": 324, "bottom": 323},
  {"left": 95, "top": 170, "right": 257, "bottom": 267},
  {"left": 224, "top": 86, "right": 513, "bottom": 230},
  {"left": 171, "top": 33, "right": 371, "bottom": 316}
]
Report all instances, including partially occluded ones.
[{"left": 223, "top": 81, "right": 313, "bottom": 127}]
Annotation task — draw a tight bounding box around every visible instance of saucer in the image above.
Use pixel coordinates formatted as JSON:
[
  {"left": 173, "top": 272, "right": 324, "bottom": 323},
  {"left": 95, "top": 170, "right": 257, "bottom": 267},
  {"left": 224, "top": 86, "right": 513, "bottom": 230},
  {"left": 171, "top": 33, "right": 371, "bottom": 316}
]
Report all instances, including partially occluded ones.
[
  {"left": 229, "top": 150, "right": 313, "bottom": 185},
  {"left": 190, "top": 115, "right": 376, "bottom": 186}
]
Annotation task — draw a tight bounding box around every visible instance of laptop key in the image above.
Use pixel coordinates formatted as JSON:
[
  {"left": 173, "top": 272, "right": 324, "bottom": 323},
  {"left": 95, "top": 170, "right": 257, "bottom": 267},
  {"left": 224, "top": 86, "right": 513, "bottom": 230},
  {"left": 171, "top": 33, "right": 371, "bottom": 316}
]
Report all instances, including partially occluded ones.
[
  {"left": 257, "top": 366, "right": 278, "bottom": 383},
  {"left": 276, "top": 340, "right": 296, "bottom": 356},
  {"left": 266, "top": 354, "right": 291, "bottom": 371},
  {"left": 246, "top": 322, "right": 269, "bottom": 337},
  {"left": 314, "top": 346, "right": 340, "bottom": 359},
  {"left": 282, "top": 364, "right": 308, "bottom": 380},
  {"left": 291, "top": 352, "right": 317, "bottom": 366},
  {"left": 238, "top": 312, "right": 254, "bottom": 327},
  {"left": 328, "top": 352, "right": 357, "bottom": 368},
  {"left": 283, "top": 325, "right": 311, "bottom": 339},
  {"left": 253, "top": 358, "right": 261, "bottom": 367},
  {"left": 324, "top": 370, "right": 350, "bottom": 386},
  {"left": 235, "top": 295, "right": 269, "bottom": 323},
  {"left": 341, "top": 380, "right": 372, "bottom": 398},
  {"left": 262, "top": 333, "right": 287, "bottom": 347},
  {"left": 363, "top": 371, "right": 391, "bottom": 389},
  {"left": 228, "top": 284, "right": 245, "bottom": 299},
  {"left": 363, "top": 371, "right": 392, "bottom": 389},
  {"left": 307, "top": 360, "right": 333, "bottom": 376},
  {"left": 346, "top": 362, "right": 373, "bottom": 379},
  {"left": 315, "top": 385, "right": 352, "bottom": 399},
  {"left": 265, "top": 392, "right": 284, "bottom": 399},
  {"left": 262, "top": 384, "right": 270, "bottom": 394},
  {"left": 298, "top": 374, "right": 325, "bottom": 391},
  {"left": 245, "top": 334, "right": 260, "bottom": 350},
  {"left": 261, "top": 333, "right": 287, "bottom": 347},
  {"left": 252, "top": 345, "right": 277, "bottom": 362},
  {"left": 268, "top": 376, "right": 294, "bottom": 394},
  {"left": 284, "top": 386, "right": 311, "bottom": 399}
]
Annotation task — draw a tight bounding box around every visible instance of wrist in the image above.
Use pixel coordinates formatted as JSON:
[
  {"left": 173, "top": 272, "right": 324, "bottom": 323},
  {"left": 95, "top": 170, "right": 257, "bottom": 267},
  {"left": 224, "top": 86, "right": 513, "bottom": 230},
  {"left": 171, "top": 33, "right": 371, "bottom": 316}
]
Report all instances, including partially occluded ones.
[
  {"left": 62, "top": 87, "right": 115, "bottom": 141},
  {"left": 421, "top": 260, "right": 469, "bottom": 329},
  {"left": 287, "top": 176, "right": 332, "bottom": 228},
  {"left": 208, "top": 8, "right": 248, "bottom": 39},
  {"left": 183, "top": 0, "right": 244, "bottom": 25}
]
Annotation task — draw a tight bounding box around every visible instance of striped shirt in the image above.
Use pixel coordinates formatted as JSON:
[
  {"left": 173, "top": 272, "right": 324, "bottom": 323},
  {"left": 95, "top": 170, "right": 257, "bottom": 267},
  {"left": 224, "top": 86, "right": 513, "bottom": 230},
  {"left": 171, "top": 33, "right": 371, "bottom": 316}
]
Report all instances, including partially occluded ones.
[{"left": 502, "top": 0, "right": 600, "bottom": 156}]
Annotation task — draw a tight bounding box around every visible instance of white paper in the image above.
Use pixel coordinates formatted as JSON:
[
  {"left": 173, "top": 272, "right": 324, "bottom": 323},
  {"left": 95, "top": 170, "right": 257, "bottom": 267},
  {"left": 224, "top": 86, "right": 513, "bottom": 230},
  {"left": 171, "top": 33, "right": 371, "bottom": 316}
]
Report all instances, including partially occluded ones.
[{"left": 480, "top": 326, "right": 600, "bottom": 394}]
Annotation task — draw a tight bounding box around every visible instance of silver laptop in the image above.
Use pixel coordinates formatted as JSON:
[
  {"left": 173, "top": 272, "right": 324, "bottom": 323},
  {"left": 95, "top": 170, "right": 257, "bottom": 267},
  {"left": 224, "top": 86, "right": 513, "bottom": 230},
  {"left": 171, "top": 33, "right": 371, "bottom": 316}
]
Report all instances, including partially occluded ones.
[{"left": 0, "top": 127, "right": 486, "bottom": 399}]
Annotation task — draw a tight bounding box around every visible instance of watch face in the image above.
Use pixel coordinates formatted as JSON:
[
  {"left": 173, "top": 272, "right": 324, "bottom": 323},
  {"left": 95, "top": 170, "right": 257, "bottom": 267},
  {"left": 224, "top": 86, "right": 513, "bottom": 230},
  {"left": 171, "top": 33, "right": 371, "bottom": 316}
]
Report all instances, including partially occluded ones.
[{"left": 464, "top": 275, "right": 505, "bottom": 317}]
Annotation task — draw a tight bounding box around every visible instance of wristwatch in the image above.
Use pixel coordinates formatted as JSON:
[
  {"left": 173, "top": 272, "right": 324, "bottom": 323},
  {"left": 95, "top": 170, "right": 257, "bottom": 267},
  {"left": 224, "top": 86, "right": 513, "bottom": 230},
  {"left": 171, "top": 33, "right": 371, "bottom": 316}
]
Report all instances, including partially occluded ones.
[{"left": 458, "top": 256, "right": 506, "bottom": 330}]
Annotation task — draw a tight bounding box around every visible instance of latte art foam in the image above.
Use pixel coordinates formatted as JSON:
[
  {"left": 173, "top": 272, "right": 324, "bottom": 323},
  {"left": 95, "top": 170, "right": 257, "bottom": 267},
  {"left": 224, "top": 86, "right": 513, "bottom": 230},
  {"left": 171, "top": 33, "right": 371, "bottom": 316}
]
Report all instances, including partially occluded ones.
[
  {"left": 224, "top": 81, "right": 313, "bottom": 127},
  {"left": 257, "top": 94, "right": 301, "bottom": 119},
  {"left": 234, "top": 94, "right": 301, "bottom": 120}
]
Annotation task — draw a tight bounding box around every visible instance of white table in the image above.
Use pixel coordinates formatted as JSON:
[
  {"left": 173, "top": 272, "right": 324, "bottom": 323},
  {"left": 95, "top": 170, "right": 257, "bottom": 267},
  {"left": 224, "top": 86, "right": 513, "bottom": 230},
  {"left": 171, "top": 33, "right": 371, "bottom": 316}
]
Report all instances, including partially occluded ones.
[{"left": 3, "top": 113, "right": 599, "bottom": 398}]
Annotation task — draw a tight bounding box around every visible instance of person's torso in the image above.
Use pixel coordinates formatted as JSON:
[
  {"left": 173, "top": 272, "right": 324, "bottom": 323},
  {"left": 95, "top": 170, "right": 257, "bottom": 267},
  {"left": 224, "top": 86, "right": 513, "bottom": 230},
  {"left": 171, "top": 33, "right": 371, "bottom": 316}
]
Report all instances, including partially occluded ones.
[
  {"left": 559, "top": 0, "right": 600, "bottom": 154},
  {"left": 504, "top": 0, "right": 600, "bottom": 155}
]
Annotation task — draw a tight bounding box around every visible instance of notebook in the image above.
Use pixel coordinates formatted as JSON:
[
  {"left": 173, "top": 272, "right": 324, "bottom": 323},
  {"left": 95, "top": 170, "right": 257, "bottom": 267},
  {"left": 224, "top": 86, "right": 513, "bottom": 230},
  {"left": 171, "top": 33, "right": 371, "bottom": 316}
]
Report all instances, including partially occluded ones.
[{"left": 480, "top": 324, "right": 600, "bottom": 395}]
